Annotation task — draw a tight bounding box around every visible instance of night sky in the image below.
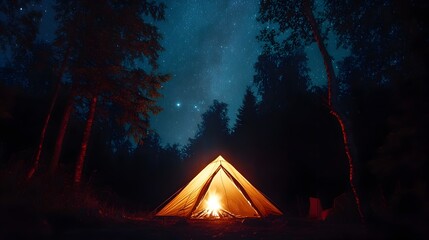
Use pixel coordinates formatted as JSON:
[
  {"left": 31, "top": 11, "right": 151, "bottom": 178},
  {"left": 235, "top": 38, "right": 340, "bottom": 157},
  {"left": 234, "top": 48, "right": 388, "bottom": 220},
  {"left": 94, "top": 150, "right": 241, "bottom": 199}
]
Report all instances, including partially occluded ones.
[
  {"left": 153, "top": 0, "right": 262, "bottom": 146},
  {"left": 33, "top": 0, "right": 348, "bottom": 146},
  {"left": 152, "top": 0, "right": 349, "bottom": 146}
]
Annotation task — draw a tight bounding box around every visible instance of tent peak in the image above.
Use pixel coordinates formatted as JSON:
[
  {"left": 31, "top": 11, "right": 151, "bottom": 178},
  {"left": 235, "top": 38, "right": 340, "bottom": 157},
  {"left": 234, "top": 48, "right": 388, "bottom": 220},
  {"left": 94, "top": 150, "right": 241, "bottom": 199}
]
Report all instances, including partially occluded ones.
[{"left": 213, "top": 155, "right": 226, "bottom": 163}]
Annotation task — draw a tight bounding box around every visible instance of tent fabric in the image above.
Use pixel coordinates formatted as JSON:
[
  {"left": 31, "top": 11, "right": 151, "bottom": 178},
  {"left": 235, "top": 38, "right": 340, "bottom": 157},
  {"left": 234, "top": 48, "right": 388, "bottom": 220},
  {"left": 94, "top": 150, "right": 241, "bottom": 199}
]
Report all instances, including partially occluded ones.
[
  {"left": 308, "top": 197, "right": 331, "bottom": 221},
  {"left": 308, "top": 197, "right": 323, "bottom": 219},
  {"left": 156, "top": 155, "right": 283, "bottom": 219}
]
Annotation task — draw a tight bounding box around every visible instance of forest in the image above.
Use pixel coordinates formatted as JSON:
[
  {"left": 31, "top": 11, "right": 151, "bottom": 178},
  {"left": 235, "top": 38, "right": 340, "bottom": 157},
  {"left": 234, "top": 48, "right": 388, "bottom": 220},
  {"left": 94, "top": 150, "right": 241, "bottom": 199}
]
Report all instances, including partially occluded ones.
[{"left": 1, "top": 0, "right": 428, "bottom": 239}]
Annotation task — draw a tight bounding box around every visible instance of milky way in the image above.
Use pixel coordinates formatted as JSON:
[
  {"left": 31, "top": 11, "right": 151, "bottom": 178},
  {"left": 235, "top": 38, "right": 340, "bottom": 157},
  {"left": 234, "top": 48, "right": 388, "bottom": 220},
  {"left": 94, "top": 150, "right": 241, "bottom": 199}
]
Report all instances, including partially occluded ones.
[
  {"left": 28, "top": 0, "right": 349, "bottom": 147},
  {"left": 153, "top": 0, "right": 262, "bottom": 146}
]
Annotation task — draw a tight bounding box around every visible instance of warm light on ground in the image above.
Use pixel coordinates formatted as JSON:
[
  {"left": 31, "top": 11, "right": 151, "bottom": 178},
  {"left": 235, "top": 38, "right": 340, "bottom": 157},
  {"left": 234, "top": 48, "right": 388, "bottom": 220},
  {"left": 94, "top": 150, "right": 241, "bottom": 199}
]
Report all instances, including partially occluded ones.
[{"left": 206, "top": 194, "right": 221, "bottom": 217}]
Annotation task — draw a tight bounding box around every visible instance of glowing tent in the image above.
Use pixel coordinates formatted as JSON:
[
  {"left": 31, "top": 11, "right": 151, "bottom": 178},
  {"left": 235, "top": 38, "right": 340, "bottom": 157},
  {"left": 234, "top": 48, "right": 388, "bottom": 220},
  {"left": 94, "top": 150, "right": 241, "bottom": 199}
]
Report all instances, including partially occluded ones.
[{"left": 156, "top": 155, "right": 282, "bottom": 219}]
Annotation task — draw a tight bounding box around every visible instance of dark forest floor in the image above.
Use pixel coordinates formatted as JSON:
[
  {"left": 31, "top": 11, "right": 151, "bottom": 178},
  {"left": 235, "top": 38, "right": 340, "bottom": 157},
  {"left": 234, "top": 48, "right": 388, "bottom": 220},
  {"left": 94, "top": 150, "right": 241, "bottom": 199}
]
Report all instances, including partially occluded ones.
[
  {"left": 59, "top": 219, "right": 368, "bottom": 240},
  {"left": 0, "top": 171, "right": 427, "bottom": 240},
  {"left": 1, "top": 211, "right": 426, "bottom": 240}
]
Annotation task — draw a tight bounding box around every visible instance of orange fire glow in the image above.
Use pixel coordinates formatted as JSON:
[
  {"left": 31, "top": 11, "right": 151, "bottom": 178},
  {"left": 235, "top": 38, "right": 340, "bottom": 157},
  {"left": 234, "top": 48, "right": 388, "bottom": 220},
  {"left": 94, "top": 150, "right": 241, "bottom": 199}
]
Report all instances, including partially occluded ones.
[{"left": 206, "top": 194, "right": 221, "bottom": 217}]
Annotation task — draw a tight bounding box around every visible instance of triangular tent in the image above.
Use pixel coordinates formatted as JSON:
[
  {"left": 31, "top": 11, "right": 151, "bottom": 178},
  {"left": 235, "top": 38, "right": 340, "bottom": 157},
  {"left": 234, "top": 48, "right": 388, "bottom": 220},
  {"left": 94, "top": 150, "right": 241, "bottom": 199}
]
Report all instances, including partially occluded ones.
[{"left": 156, "top": 155, "right": 282, "bottom": 219}]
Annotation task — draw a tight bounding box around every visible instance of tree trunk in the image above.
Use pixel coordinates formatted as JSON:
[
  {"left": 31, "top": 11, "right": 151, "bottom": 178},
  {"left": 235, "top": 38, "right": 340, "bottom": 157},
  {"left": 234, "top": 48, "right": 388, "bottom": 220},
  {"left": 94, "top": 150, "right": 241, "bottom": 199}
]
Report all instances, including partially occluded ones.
[
  {"left": 50, "top": 96, "right": 74, "bottom": 174},
  {"left": 27, "top": 48, "right": 70, "bottom": 180},
  {"left": 74, "top": 95, "right": 97, "bottom": 185},
  {"left": 302, "top": 0, "right": 365, "bottom": 223},
  {"left": 27, "top": 83, "right": 61, "bottom": 180}
]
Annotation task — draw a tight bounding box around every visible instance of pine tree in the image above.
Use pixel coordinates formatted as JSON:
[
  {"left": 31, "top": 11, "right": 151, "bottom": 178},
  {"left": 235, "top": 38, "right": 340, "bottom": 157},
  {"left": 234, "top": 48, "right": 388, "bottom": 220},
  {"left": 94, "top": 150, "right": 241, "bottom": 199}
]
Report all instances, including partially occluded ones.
[
  {"left": 197, "top": 100, "right": 230, "bottom": 139},
  {"left": 185, "top": 100, "right": 230, "bottom": 171},
  {"left": 234, "top": 87, "right": 258, "bottom": 134}
]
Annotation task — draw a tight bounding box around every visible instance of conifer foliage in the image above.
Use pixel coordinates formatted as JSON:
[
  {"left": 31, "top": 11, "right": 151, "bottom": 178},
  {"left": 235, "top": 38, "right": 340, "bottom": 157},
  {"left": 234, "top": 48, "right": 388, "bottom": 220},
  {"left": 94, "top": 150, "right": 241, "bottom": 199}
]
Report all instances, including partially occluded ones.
[{"left": 28, "top": 0, "right": 169, "bottom": 183}]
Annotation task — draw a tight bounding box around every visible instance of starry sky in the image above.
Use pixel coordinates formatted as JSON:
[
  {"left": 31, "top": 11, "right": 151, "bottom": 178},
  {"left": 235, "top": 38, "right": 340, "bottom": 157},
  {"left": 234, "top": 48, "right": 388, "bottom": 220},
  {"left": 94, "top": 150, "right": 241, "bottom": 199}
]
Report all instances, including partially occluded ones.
[
  {"left": 26, "top": 0, "right": 348, "bottom": 147},
  {"left": 153, "top": 0, "right": 262, "bottom": 146},
  {"left": 152, "top": 0, "right": 348, "bottom": 146}
]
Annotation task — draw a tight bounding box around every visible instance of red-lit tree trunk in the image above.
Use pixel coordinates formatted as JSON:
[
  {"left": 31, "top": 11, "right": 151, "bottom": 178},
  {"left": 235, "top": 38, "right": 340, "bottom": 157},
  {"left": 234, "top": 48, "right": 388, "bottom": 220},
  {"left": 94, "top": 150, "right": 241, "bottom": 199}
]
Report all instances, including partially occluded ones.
[
  {"left": 27, "top": 82, "right": 61, "bottom": 180},
  {"left": 74, "top": 95, "right": 97, "bottom": 185},
  {"left": 27, "top": 48, "right": 70, "bottom": 180},
  {"left": 50, "top": 96, "right": 74, "bottom": 174},
  {"left": 302, "top": 0, "right": 365, "bottom": 223}
]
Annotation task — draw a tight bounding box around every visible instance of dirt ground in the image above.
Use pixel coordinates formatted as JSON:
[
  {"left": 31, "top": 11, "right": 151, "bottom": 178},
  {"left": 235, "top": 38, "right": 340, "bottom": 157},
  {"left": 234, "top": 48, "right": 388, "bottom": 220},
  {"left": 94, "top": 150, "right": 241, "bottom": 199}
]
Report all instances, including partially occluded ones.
[
  {"left": 4, "top": 214, "right": 425, "bottom": 240},
  {"left": 62, "top": 219, "right": 369, "bottom": 240}
]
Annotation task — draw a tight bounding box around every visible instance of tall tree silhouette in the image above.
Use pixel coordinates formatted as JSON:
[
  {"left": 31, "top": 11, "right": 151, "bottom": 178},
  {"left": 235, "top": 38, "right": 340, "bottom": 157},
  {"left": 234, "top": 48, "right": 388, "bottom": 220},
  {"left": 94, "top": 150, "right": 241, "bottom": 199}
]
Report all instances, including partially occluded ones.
[
  {"left": 230, "top": 87, "right": 260, "bottom": 179},
  {"left": 1, "top": 2, "right": 43, "bottom": 171},
  {"left": 45, "top": 0, "right": 92, "bottom": 175},
  {"left": 0, "top": 2, "right": 56, "bottom": 179},
  {"left": 195, "top": 100, "right": 229, "bottom": 142},
  {"left": 66, "top": 0, "right": 168, "bottom": 184},
  {"left": 27, "top": 46, "right": 70, "bottom": 179},
  {"left": 233, "top": 87, "right": 258, "bottom": 135},
  {"left": 258, "top": 0, "right": 364, "bottom": 221},
  {"left": 185, "top": 100, "right": 230, "bottom": 173}
]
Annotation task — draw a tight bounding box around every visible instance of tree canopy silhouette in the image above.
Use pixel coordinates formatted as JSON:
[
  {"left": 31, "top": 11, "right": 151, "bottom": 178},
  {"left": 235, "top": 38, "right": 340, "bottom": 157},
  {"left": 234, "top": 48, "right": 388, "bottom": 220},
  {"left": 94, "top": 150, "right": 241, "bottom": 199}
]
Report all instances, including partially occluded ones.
[
  {"left": 185, "top": 100, "right": 230, "bottom": 174},
  {"left": 27, "top": 0, "right": 169, "bottom": 183},
  {"left": 258, "top": 0, "right": 365, "bottom": 221},
  {"left": 0, "top": 0, "right": 42, "bottom": 56}
]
